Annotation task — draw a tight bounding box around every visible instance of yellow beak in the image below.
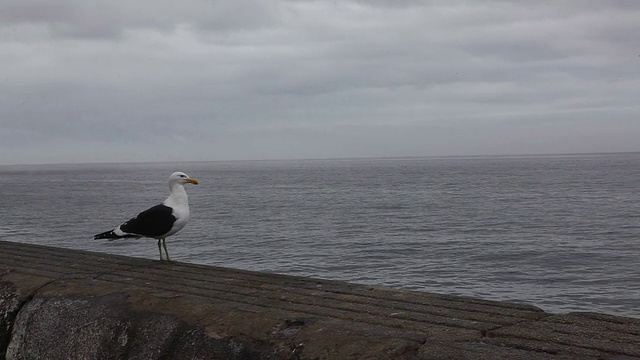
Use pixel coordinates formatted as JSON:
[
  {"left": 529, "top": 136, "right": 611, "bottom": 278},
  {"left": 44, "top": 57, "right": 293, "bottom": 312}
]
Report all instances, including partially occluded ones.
[{"left": 186, "top": 178, "right": 199, "bottom": 185}]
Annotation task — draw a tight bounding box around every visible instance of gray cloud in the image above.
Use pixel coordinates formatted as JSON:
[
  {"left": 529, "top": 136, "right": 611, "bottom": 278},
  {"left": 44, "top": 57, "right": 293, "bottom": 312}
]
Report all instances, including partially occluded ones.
[
  {"left": 1, "top": 0, "right": 639, "bottom": 164},
  {"left": 1, "top": 0, "right": 284, "bottom": 40}
]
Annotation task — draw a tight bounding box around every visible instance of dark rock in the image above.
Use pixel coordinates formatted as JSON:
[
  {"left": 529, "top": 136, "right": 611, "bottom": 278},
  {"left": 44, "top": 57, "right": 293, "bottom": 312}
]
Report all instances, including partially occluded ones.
[
  {"left": 5, "top": 293, "right": 278, "bottom": 360},
  {"left": 3, "top": 241, "right": 640, "bottom": 360},
  {"left": 0, "top": 282, "right": 21, "bottom": 360}
]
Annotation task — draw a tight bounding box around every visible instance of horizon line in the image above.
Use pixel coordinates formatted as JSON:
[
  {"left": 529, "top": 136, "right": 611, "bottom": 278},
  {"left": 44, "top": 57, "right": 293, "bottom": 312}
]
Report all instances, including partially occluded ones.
[{"left": 2, "top": 150, "right": 640, "bottom": 167}]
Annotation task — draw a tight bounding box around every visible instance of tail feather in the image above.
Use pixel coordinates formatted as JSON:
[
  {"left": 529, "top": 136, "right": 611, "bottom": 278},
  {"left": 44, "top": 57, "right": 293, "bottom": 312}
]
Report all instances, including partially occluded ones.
[
  {"left": 94, "top": 230, "right": 117, "bottom": 240},
  {"left": 94, "top": 230, "right": 140, "bottom": 240}
]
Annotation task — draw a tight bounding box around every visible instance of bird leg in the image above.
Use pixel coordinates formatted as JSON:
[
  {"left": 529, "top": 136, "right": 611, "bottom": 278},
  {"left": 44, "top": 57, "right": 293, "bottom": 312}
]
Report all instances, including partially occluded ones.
[
  {"left": 157, "top": 239, "right": 164, "bottom": 261},
  {"left": 162, "top": 238, "right": 171, "bottom": 261}
]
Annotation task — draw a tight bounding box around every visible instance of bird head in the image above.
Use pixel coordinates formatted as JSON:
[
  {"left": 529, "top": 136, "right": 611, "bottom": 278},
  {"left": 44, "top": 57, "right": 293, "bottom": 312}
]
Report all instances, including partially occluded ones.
[{"left": 169, "top": 172, "right": 199, "bottom": 186}]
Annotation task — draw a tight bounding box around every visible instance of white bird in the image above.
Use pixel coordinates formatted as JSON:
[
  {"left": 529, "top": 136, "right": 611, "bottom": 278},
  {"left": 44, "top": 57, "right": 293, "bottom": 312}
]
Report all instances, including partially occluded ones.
[{"left": 94, "top": 172, "right": 199, "bottom": 261}]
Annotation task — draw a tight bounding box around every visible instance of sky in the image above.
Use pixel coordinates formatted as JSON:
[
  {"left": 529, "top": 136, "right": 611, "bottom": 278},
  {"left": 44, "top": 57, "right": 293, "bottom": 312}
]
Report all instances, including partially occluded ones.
[{"left": 1, "top": 0, "right": 639, "bottom": 165}]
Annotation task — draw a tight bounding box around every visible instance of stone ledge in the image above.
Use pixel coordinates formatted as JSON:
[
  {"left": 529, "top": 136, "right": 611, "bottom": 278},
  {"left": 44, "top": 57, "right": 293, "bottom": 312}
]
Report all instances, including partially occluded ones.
[{"left": 1, "top": 240, "right": 639, "bottom": 359}]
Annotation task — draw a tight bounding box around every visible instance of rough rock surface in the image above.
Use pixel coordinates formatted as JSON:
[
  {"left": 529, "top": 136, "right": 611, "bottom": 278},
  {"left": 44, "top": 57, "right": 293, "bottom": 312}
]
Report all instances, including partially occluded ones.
[
  {"left": 1, "top": 240, "right": 640, "bottom": 360},
  {"left": 0, "top": 282, "right": 21, "bottom": 358},
  {"left": 6, "top": 293, "right": 275, "bottom": 360}
]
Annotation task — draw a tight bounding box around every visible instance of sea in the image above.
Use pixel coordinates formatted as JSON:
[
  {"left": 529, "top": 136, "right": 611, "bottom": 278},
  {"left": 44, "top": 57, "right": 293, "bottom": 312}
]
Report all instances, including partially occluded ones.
[{"left": 1, "top": 153, "right": 639, "bottom": 318}]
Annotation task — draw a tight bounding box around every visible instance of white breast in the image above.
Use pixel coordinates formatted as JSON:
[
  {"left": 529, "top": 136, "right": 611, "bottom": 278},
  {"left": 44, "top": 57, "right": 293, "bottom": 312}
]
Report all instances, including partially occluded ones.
[
  {"left": 161, "top": 184, "right": 191, "bottom": 238},
  {"left": 164, "top": 205, "right": 190, "bottom": 237}
]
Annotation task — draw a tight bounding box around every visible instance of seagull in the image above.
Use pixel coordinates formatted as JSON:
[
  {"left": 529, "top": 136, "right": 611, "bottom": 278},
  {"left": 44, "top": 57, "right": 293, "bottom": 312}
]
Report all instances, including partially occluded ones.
[{"left": 94, "top": 171, "right": 199, "bottom": 261}]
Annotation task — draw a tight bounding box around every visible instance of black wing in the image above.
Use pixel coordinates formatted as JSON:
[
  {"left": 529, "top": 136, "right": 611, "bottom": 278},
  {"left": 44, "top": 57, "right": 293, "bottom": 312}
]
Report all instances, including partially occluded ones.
[{"left": 120, "top": 204, "right": 176, "bottom": 238}]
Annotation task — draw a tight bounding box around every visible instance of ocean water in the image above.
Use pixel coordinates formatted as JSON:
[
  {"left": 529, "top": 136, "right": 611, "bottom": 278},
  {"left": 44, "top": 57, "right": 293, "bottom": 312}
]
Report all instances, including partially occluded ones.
[{"left": 1, "top": 153, "right": 639, "bottom": 318}]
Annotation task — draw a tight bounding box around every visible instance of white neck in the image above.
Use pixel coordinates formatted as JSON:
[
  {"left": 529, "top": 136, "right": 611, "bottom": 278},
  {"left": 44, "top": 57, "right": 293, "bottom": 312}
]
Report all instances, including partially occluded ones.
[{"left": 165, "top": 183, "right": 189, "bottom": 208}]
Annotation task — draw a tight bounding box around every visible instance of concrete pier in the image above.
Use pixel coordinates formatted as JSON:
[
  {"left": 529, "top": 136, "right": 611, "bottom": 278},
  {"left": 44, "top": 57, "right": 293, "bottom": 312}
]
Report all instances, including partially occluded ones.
[{"left": 1, "top": 240, "right": 639, "bottom": 359}]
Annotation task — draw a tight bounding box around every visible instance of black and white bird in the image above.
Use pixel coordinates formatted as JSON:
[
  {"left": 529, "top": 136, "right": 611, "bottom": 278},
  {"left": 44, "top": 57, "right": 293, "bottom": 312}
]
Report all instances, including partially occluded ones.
[{"left": 94, "top": 171, "right": 199, "bottom": 261}]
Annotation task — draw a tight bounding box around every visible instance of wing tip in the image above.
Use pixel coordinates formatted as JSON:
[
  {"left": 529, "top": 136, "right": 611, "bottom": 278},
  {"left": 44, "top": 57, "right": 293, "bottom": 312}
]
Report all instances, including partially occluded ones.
[{"left": 94, "top": 230, "right": 116, "bottom": 240}]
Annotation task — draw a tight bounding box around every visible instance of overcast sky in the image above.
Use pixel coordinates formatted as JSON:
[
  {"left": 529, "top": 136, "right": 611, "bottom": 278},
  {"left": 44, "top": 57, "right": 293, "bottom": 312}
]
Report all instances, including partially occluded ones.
[{"left": 1, "top": 0, "right": 639, "bottom": 165}]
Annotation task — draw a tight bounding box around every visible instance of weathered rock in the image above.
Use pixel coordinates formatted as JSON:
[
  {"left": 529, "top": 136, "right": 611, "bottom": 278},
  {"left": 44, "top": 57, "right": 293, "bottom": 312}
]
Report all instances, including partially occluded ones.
[
  {"left": 1, "top": 241, "right": 640, "bottom": 360},
  {"left": 0, "top": 282, "right": 21, "bottom": 359},
  {"left": 5, "top": 293, "right": 277, "bottom": 360}
]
